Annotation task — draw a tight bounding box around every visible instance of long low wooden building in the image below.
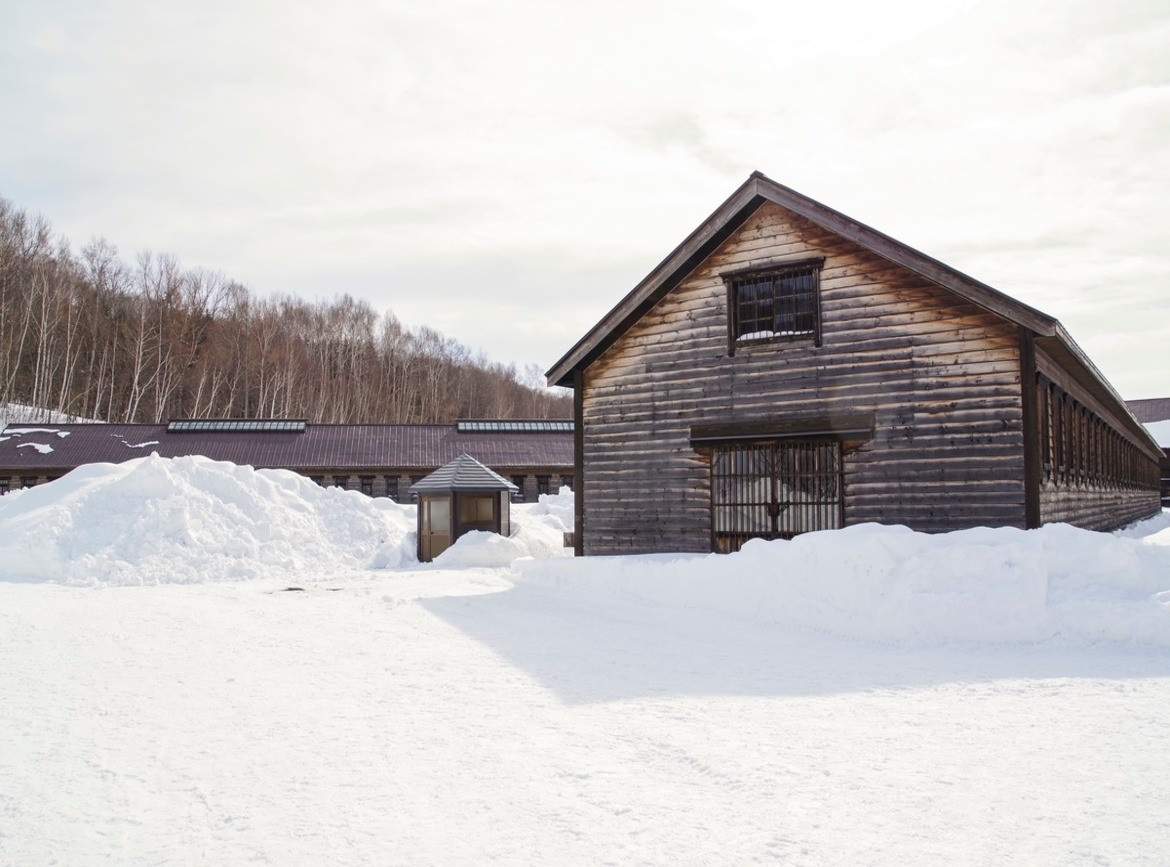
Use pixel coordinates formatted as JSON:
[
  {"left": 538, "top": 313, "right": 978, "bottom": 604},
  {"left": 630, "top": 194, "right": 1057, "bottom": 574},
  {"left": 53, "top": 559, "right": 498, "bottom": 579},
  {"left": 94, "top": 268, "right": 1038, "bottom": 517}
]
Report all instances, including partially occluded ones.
[
  {"left": 1126, "top": 398, "right": 1170, "bottom": 507},
  {"left": 0, "top": 419, "right": 573, "bottom": 503},
  {"left": 548, "top": 172, "right": 1163, "bottom": 555}
]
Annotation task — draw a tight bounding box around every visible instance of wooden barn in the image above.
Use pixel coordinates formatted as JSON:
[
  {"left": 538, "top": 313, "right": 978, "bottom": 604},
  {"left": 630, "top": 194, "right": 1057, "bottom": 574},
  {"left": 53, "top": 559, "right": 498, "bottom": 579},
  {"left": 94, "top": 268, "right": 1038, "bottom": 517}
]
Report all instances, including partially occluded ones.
[
  {"left": 547, "top": 172, "right": 1163, "bottom": 555},
  {"left": 0, "top": 419, "right": 573, "bottom": 503}
]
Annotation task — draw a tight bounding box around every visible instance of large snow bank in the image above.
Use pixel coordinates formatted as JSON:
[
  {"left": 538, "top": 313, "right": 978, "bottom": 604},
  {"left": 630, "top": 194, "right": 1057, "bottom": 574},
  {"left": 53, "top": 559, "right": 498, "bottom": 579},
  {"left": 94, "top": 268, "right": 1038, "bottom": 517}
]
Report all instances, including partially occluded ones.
[
  {"left": 0, "top": 456, "right": 575, "bottom": 584},
  {"left": 515, "top": 519, "right": 1170, "bottom": 649},
  {"left": 0, "top": 454, "right": 418, "bottom": 585}
]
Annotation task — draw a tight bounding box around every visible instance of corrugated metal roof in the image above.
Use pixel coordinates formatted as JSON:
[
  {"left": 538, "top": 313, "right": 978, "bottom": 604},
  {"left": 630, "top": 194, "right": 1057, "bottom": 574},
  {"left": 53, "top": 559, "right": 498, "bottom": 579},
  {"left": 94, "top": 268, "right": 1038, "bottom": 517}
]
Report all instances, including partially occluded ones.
[
  {"left": 1126, "top": 398, "right": 1170, "bottom": 424},
  {"left": 409, "top": 454, "right": 519, "bottom": 493},
  {"left": 0, "top": 422, "right": 573, "bottom": 472}
]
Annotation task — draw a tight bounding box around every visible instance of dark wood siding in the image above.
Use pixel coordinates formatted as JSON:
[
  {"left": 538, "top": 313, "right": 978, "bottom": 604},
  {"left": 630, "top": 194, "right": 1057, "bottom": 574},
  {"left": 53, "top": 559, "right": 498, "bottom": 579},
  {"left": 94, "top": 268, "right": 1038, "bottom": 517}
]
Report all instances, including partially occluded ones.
[
  {"left": 1033, "top": 346, "right": 1162, "bottom": 530},
  {"left": 581, "top": 202, "right": 1027, "bottom": 555}
]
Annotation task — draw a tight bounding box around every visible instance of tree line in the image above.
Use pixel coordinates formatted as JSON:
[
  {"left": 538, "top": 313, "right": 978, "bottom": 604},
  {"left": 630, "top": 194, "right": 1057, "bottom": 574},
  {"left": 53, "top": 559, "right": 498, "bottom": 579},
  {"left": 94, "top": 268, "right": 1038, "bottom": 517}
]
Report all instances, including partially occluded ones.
[{"left": 0, "top": 196, "right": 571, "bottom": 424}]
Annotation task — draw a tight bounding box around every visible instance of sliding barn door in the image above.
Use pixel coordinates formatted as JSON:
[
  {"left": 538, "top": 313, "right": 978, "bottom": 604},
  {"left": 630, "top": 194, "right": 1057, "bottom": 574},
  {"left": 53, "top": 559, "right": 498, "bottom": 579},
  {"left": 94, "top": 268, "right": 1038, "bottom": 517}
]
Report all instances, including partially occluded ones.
[{"left": 710, "top": 440, "right": 842, "bottom": 553}]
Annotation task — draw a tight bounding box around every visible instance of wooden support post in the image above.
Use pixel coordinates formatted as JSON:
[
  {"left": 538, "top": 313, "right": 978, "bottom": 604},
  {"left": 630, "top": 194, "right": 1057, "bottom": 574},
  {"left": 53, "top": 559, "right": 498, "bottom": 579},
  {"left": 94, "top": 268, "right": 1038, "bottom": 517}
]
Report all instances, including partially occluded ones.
[{"left": 1019, "top": 327, "right": 1041, "bottom": 528}]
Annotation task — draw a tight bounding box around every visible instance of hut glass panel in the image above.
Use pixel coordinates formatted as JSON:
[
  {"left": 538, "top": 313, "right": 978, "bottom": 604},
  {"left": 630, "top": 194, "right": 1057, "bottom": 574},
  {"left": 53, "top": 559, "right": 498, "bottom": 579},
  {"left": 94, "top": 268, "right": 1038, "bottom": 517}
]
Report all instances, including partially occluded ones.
[
  {"left": 419, "top": 496, "right": 451, "bottom": 561},
  {"left": 458, "top": 494, "right": 496, "bottom": 530}
]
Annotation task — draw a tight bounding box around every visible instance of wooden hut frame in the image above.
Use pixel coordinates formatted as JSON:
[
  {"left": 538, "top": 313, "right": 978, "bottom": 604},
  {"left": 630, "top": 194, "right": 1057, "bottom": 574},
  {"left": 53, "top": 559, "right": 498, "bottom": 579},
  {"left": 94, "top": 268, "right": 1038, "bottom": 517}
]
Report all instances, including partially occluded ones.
[{"left": 409, "top": 454, "right": 519, "bottom": 562}]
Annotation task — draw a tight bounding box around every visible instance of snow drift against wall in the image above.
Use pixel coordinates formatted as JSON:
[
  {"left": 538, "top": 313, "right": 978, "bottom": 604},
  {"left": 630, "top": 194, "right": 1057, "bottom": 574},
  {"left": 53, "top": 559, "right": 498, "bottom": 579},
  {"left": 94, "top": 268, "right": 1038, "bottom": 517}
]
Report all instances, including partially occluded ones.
[{"left": 515, "top": 516, "right": 1170, "bottom": 648}]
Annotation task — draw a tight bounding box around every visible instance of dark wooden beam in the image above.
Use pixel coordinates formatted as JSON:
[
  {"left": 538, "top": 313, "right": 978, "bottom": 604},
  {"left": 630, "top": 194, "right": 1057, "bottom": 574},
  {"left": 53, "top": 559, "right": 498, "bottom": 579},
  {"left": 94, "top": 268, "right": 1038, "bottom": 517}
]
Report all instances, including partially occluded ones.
[
  {"left": 1018, "top": 327, "right": 1041, "bottom": 528},
  {"left": 690, "top": 412, "right": 875, "bottom": 444},
  {"left": 573, "top": 369, "right": 584, "bottom": 556}
]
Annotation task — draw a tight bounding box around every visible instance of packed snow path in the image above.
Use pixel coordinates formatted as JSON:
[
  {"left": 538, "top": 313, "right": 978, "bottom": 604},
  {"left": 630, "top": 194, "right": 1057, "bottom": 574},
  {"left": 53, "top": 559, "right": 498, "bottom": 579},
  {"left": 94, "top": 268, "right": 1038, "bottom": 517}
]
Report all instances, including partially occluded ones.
[{"left": 2, "top": 572, "right": 1168, "bottom": 865}]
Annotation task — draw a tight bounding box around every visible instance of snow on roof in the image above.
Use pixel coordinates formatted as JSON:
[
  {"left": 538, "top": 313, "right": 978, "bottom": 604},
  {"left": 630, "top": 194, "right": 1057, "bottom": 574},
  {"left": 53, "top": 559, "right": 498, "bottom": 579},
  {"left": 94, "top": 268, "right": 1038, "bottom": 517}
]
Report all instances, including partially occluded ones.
[
  {"left": 0, "top": 422, "right": 572, "bottom": 470},
  {"left": 16, "top": 442, "right": 54, "bottom": 454}
]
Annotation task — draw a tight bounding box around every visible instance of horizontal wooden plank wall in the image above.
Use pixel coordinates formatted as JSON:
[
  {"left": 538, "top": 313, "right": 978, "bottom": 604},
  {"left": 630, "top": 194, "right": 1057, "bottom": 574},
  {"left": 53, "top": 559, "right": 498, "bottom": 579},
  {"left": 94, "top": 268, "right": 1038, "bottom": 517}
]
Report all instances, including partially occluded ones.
[
  {"left": 581, "top": 202, "right": 1027, "bottom": 555},
  {"left": 1033, "top": 346, "right": 1162, "bottom": 530}
]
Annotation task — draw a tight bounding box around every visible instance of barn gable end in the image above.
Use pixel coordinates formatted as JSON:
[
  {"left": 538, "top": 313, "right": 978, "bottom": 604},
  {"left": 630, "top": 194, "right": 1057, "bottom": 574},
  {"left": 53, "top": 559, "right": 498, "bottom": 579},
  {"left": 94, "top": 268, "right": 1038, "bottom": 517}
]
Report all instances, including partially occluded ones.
[{"left": 551, "top": 174, "right": 1161, "bottom": 555}]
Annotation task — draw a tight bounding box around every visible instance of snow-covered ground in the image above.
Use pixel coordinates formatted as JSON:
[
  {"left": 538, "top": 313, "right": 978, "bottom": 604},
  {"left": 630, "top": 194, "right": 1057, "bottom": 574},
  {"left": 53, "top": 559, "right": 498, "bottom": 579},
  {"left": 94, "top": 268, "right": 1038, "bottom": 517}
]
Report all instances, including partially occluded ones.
[
  {"left": 1, "top": 456, "right": 1168, "bottom": 865},
  {"left": 0, "top": 401, "right": 103, "bottom": 427}
]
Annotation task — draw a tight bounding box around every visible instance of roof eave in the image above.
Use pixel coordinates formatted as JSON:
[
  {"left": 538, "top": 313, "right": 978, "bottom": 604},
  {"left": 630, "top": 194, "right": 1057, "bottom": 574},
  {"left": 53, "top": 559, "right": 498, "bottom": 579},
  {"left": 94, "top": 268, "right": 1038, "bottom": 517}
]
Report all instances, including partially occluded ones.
[
  {"left": 547, "top": 171, "right": 1062, "bottom": 388},
  {"left": 1038, "top": 325, "right": 1164, "bottom": 458},
  {"left": 546, "top": 174, "right": 769, "bottom": 387}
]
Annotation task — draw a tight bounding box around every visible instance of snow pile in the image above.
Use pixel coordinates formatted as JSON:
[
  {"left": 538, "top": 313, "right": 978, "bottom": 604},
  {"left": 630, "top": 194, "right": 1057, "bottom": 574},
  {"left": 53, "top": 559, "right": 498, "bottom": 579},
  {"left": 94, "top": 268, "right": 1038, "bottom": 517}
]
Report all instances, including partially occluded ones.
[
  {"left": 1, "top": 452, "right": 1166, "bottom": 648},
  {"left": 0, "top": 454, "right": 418, "bottom": 585},
  {"left": 515, "top": 519, "right": 1170, "bottom": 648},
  {"left": 518, "top": 486, "right": 575, "bottom": 532},
  {"left": 432, "top": 489, "right": 574, "bottom": 568},
  {"left": 0, "top": 456, "right": 575, "bottom": 584}
]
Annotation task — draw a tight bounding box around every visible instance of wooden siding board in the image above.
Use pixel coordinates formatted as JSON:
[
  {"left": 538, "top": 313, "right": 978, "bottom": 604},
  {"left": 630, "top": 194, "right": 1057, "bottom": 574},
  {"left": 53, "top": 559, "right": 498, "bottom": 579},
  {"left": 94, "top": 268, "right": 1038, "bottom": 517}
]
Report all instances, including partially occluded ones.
[
  {"left": 580, "top": 201, "right": 1030, "bottom": 553},
  {"left": 1038, "top": 484, "right": 1160, "bottom": 531}
]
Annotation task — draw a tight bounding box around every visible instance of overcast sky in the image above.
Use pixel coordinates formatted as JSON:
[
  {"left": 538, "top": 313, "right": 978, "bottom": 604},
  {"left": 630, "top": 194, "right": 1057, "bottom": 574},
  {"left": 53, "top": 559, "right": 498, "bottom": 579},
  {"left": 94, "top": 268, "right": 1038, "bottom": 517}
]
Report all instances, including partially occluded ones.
[{"left": 2, "top": 0, "right": 1167, "bottom": 398}]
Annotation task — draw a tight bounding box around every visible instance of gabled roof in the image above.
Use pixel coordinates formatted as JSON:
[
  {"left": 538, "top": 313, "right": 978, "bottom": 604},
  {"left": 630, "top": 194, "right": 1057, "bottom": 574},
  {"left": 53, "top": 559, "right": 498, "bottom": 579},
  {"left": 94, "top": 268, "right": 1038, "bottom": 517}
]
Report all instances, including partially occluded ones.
[
  {"left": 0, "top": 421, "right": 573, "bottom": 472},
  {"left": 409, "top": 453, "right": 518, "bottom": 493},
  {"left": 545, "top": 172, "right": 1159, "bottom": 455},
  {"left": 547, "top": 171, "right": 1061, "bottom": 388}
]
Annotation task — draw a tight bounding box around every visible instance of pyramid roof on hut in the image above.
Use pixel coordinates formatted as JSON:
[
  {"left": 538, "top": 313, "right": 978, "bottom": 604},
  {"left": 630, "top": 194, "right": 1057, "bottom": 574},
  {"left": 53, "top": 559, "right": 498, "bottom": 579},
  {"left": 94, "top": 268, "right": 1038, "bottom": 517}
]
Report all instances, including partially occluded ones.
[{"left": 408, "top": 453, "right": 519, "bottom": 494}]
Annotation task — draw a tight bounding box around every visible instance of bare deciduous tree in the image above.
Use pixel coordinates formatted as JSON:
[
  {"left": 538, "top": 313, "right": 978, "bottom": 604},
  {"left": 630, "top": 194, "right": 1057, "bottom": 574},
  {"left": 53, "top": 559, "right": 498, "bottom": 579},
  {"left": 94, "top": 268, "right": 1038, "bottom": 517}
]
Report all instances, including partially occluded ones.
[{"left": 0, "top": 196, "right": 571, "bottom": 424}]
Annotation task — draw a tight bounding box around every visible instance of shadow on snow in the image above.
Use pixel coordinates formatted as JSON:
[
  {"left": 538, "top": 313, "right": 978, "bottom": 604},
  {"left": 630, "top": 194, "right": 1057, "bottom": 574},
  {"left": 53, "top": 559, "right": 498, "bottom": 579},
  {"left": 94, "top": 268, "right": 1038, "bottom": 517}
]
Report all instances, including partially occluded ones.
[{"left": 421, "top": 580, "right": 1170, "bottom": 705}]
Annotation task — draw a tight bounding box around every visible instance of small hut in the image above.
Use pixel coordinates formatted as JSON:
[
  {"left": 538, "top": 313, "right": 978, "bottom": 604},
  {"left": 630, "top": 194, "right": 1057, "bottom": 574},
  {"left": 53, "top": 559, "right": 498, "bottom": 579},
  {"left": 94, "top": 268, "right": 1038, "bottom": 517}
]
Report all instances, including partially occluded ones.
[{"left": 409, "top": 454, "right": 519, "bottom": 562}]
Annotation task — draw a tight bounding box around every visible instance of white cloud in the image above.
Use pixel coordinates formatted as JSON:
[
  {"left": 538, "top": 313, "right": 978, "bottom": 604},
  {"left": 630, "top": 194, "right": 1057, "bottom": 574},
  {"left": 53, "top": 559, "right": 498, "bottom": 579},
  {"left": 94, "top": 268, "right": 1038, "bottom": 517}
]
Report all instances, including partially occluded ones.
[{"left": 1, "top": 0, "right": 1167, "bottom": 396}]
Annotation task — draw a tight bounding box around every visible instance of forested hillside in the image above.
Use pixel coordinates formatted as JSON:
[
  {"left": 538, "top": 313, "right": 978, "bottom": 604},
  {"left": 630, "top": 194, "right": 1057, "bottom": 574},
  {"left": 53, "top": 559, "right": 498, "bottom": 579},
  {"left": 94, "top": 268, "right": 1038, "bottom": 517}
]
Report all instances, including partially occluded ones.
[{"left": 0, "top": 197, "right": 570, "bottom": 424}]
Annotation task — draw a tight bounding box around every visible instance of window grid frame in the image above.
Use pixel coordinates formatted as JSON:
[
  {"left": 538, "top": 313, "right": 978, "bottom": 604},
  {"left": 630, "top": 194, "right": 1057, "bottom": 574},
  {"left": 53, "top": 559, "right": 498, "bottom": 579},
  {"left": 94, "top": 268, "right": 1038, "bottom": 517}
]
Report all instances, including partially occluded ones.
[{"left": 724, "top": 258, "right": 824, "bottom": 354}]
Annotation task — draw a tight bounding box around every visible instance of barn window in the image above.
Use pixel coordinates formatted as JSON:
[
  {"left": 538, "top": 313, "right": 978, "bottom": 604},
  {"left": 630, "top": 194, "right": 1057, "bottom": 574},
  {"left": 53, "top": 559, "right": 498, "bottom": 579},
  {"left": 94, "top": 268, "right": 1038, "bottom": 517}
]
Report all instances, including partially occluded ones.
[
  {"left": 359, "top": 475, "right": 374, "bottom": 496},
  {"left": 1035, "top": 373, "right": 1161, "bottom": 495},
  {"left": 511, "top": 475, "right": 526, "bottom": 502},
  {"left": 385, "top": 476, "right": 400, "bottom": 500},
  {"left": 0, "top": 478, "right": 9, "bottom": 495},
  {"left": 725, "top": 259, "right": 823, "bottom": 352},
  {"left": 710, "top": 440, "right": 842, "bottom": 553},
  {"left": 537, "top": 475, "right": 551, "bottom": 496}
]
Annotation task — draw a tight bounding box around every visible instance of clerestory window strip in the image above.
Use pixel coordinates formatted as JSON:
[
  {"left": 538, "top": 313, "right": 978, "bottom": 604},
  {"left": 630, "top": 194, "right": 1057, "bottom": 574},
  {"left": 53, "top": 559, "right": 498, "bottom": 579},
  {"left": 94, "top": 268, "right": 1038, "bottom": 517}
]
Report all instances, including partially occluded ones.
[{"left": 167, "top": 419, "right": 307, "bottom": 433}]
